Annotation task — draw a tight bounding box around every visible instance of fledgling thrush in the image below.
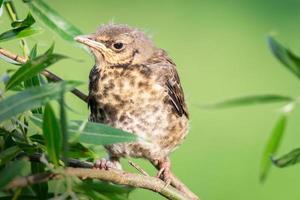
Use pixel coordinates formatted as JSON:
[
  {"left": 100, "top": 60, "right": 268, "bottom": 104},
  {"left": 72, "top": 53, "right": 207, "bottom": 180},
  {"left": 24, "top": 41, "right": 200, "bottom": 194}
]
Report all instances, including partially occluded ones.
[{"left": 75, "top": 24, "right": 189, "bottom": 182}]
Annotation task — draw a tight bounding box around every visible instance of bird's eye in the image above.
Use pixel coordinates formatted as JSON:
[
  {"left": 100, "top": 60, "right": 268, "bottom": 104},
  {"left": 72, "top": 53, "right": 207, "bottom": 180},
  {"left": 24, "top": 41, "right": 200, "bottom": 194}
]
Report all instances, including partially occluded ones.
[{"left": 112, "top": 42, "right": 124, "bottom": 50}]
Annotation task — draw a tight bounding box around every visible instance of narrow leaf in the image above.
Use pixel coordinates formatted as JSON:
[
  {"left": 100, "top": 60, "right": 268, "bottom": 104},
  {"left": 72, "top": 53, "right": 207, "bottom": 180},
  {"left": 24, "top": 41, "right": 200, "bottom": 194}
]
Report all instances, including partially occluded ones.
[
  {"left": 25, "top": 0, "right": 82, "bottom": 42},
  {"left": 69, "top": 121, "right": 137, "bottom": 145},
  {"left": 68, "top": 142, "right": 95, "bottom": 158},
  {"left": 29, "top": 43, "right": 38, "bottom": 59},
  {"left": 260, "top": 115, "right": 287, "bottom": 182},
  {"left": 0, "top": 26, "right": 42, "bottom": 43},
  {"left": 43, "top": 103, "right": 61, "bottom": 166},
  {"left": 7, "top": 52, "right": 65, "bottom": 89},
  {"left": 31, "top": 116, "right": 137, "bottom": 145},
  {"left": 6, "top": 44, "right": 67, "bottom": 90},
  {"left": 0, "top": 159, "right": 27, "bottom": 189},
  {"left": 11, "top": 12, "right": 35, "bottom": 28},
  {"left": 203, "top": 94, "right": 293, "bottom": 109},
  {"left": 25, "top": 44, "right": 43, "bottom": 113},
  {"left": 0, "top": 81, "right": 81, "bottom": 122},
  {"left": 0, "top": 146, "right": 21, "bottom": 165},
  {"left": 272, "top": 148, "right": 300, "bottom": 168},
  {"left": 268, "top": 36, "right": 300, "bottom": 79},
  {"left": 0, "top": 0, "right": 3, "bottom": 17}
]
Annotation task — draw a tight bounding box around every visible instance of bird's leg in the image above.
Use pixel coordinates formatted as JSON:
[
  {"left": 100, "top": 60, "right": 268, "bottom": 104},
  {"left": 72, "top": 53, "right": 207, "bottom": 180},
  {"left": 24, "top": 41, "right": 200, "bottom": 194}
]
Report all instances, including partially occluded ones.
[
  {"left": 93, "top": 156, "right": 122, "bottom": 170},
  {"left": 152, "top": 157, "right": 171, "bottom": 184}
]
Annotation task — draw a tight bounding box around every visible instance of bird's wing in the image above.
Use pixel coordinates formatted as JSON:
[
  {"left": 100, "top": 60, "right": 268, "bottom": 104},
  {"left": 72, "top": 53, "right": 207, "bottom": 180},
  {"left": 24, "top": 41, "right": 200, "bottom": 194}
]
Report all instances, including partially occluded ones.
[
  {"left": 88, "top": 65, "right": 102, "bottom": 122},
  {"left": 147, "top": 50, "right": 189, "bottom": 118},
  {"left": 165, "top": 67, "right": 189, "bottom": 118}
]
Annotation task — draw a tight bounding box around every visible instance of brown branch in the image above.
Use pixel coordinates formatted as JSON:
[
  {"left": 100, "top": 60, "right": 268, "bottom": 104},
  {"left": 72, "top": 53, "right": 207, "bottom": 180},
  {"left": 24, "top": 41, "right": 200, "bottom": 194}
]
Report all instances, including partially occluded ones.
[
  {"left": 0, "top": 47, "right": 88, "bottom": 102},
  {"left": 6, "top": 168, "right": 191, "bottom": 200},
  {"left": 1, "top": 48, "right": 200, "bottom": 199},
  {"left": 22, "top": 153, "right": 199, "bottom": 199}
]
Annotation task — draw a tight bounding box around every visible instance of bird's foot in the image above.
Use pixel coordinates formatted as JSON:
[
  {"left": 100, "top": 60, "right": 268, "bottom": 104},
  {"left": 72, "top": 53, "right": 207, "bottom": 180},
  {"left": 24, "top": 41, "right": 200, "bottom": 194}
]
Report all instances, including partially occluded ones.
[
  {"left": 156, "top": 159, "right": 171, "bottom": 186},
  {"left": 93, "top": 158, "right": 121, "bottom": 170}
]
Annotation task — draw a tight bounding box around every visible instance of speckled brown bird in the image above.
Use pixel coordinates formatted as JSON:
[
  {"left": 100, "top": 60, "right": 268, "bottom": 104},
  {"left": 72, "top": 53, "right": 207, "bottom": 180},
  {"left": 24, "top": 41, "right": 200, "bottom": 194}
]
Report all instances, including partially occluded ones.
[{"left": 75, "top": 24, "right": 189, "bottom": 181}]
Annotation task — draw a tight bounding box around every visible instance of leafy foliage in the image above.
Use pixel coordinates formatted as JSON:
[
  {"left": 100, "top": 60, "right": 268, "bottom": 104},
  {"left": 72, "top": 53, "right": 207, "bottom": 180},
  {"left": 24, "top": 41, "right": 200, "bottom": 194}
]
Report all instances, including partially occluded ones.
[
  {"left": 0, "top": 1, "right": 137, "bottom": 199},
  {"left": 5, "top": 43, "right": 67, "bottom": 90},
  {"left": 272, "top": 148, "right": 300, "bottom": 168},
  {"left": 0, "top": 81, "right": 80, "bottom": 122},
  {"left": 268, "top": 36, "right": 300, "bottom": 79},
  {"left": 260, "top": 114, "right": 287, "bottom": 182},
  {"left": 11, "top": 12, "right": 35, "bottom": 28},
  {"left": 24, "top": 0, "right": 82, "bottom": 42},
  {"left": 31, "top": 116, "right": 138, "bottom": 145},
  {"left": 43, "top": 103, "right": 62, "bottom": 166},
  {"left": 209, "top": 35, "right": 300, "bottom": 182},
  {"left": 0, "top": 11, "right": 42, "bottom": 42},
  {"left": 0, "top": 160, "right": 27, "bottom": 189},
  {"left": 0, "top": 26, "right": 42, "bottom": 42}
]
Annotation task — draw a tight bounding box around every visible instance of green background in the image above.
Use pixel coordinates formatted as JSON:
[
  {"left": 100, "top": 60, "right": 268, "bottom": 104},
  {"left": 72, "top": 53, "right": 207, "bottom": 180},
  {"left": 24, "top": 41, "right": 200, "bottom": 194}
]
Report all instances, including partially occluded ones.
[{"left": 1, "top": 0, "right": 300, "bottom": 199}]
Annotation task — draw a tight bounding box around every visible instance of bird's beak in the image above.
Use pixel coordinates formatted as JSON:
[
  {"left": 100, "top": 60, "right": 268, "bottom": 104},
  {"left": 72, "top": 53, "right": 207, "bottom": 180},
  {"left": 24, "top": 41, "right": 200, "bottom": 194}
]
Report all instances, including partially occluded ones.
[{"left": 74, "top": 35, "right": 107, "bottom": 52}]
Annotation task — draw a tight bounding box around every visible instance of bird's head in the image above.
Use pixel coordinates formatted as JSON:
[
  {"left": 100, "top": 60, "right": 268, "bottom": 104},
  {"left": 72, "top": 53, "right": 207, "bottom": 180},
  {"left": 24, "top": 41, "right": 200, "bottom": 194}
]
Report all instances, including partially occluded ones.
[{"left": 75, "top": 24, "right": 155, "bottom": 67}]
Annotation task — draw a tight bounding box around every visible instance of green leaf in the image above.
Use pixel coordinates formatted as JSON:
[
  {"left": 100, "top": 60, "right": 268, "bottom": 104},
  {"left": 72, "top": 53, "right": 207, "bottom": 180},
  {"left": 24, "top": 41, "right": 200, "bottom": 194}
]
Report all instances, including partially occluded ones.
[
  {"left": 272, "top": 148, "right": 300, "bottom": 168},
  {"left": 260, "top": 115, "right": 287, "bottom": 182},
  {"left": 68, "top": 142, "right": 95, "bottom": 159},
  {"left": 0, "top": 81, "right": 81, "bottom": 122},
  {"left": 268, "top": 36, "right": 300, "bottom": 79},
  {"left": 0, "top": 26, "right": 42, "bottom": 43},
  {"left": 25, "top": 0, "right": 82, "bottom": 42},
  {"left": 30, "top": 134, "right": 45, "bottom": 145},
  {"left": 59, "top": 89, "right": 68, "bottom": 163},
  {"left": 6, "top": 44, "right": 66, "bottom": 90},
  {"left": 24, "top": 75, "right": 42, "bottom": 89},
  {"left": 0, "top": 0, "right": 3, "bottom": 11},
  {"left": 31, "top": 116, "right": 138, "bottom": 145},
  {"left": 23, "top": 49, "right": 45, "bottom": 115},
  {"left": 202, "top": 94, "right": 293, "bottom": 109},
  {"left": 69, "top": 121, "right": 137, "bottom": 145},
  {"left": 29, "top": 43, "right": 38, "bottom": 59},
  {"left": 0, "top": 159, "right": 27, "bottom": 189},
  {"left": 11, "top": 12, "right": 35, "bottom": 28},
  {"left": 0, "top": 1, "right": 3, "bottom": 17},
  {"left": 0, "top": 146, "right": 21, "bottom": 165},
  {"left": 43, "top": 103, "right": 61, "bottom": 167}
]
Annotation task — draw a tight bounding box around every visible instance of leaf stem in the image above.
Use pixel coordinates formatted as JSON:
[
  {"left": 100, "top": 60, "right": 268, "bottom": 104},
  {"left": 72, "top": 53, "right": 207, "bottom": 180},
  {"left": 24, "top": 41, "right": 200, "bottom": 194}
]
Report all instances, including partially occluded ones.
[{"left": 4, "top": 0, "right": 29, "bottom": 57}]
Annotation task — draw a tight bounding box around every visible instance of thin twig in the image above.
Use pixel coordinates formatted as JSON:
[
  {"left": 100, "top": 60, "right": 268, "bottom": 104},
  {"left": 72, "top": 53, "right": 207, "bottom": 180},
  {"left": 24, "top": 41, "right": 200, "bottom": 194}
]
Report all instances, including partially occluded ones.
[
  {"left": 128, "top": 160, "right": 150, "bottom": 176},
  {"left": 0, "top": 48, "right": 88, "bottom": 102}
]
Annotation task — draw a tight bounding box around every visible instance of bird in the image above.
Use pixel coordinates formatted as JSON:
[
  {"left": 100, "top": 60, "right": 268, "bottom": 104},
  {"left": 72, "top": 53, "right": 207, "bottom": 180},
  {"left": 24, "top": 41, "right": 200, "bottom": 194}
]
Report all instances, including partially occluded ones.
[{"left": 75, "top": 24, "right": 189, "bottom": 182}]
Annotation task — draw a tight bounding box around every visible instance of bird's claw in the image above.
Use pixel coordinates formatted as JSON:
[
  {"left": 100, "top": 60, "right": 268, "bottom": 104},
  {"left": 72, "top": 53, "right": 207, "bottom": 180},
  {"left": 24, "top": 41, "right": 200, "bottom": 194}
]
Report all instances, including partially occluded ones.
[
  {"left": 93, "top": 158, "right": 116, "bottom": 170},
  {"left": 156, "top": 160, "right": 171, "bottom": 185}
]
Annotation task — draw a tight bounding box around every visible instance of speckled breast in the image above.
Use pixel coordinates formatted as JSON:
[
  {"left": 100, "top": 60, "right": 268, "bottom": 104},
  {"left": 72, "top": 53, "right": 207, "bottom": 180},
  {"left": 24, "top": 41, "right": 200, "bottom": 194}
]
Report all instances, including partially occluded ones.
[{"left": 88, "top": 64, "right": 189, "bottom": 160}]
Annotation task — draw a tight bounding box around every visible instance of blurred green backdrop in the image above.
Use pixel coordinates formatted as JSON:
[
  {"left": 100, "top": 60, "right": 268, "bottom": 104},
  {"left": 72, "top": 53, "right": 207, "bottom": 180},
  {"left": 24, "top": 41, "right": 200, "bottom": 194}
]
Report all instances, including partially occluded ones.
[{"left": 1, "top": 0, "right": 300, "bottom": 199}]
